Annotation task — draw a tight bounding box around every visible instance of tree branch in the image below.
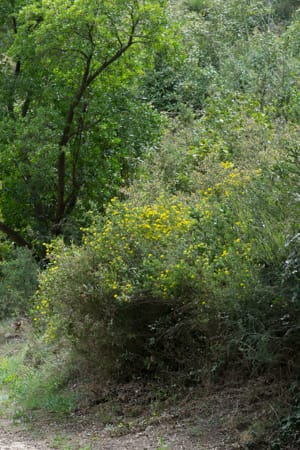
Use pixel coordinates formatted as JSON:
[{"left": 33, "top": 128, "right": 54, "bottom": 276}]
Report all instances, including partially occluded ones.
[
  {"left": 21, "top": 94, "right": 31, "bottom": 117},
  {"left": 54, "top": 54, "right": 93, "bottom": 231},
  {"left": 87, "top": 27, "right": 137, "bottom": 86},
  {"left": 54, "top": 18, "right": 138, "bottom": 233},
  {"left": 0, "top": 221, "right": 31, "bottom": 248}
]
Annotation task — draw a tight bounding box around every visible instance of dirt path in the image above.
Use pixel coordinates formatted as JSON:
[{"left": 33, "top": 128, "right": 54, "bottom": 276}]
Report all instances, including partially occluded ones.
[
  {"left": 0, "top": 386, "right": 234, "bottom": 449},
  {"left": 0, "top": 411, "right": 222, "bottom": 449},
  {"left": 0, "top": 432, "right": 48, "bottom": 450},
  {"left": 0, "top": 375, "right": 278, "bottom": 450},
  {"left": 0, "top": 421, "right": 225, "bottom": 450},
  {"left": 0, "top": 416, "right": 50, "bottom": 450},
  {"left": 0, "top": 380, "right": 275, "bottom": 450},
  {"left": 0, "top": 325, "right": 224, "bottom": 450}
]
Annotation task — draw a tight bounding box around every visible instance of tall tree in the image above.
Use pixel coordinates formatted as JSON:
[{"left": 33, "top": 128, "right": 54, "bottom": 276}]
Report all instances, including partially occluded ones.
[{"left": 0, "top": 0, "right": 167, "bottom": 250}]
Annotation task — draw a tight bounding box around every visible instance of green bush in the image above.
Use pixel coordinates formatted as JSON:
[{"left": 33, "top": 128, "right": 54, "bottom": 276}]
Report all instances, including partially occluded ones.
[
  {"left": 33, "top": 163, "right": 266, "bottom": 378},
  {"left": 274, "top": 0, "right": 300, "bottom": 20},
  {"left": 0, "top": 247, "right": 39, "bottom": 319},
  {"left": 184, "top": 0, "right": 209, "bottom": 14},
  {"left": 34, "top": 197, "right": 211, "bottom": 376},
  {"left": 272, "top": 383, "right": 300, "bottom": 449}
]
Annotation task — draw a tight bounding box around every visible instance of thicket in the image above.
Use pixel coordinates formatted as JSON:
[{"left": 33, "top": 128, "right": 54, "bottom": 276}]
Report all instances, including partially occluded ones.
[
  {"left": 33, "top": 127, "right": 299, "bottom": 378},
  {"left": 0, "top": 246, "right": 38, "bottom": 319}
]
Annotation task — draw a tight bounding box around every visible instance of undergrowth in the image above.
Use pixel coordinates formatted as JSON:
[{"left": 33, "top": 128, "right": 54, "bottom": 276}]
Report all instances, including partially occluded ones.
[{"left": 0, "top": 323, "right": 77, "bottom": 420}]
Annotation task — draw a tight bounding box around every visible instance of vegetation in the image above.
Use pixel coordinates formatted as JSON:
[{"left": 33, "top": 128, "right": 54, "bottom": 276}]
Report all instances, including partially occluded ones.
[
  {"left": 0, "top": 0, "right": 167, "bottom": 252},
  {"left": 0, "top": 0, "right": 299, "bottom": 448},
  {"left": 0, "top": 247, "right": 38, "bottom": 319}
]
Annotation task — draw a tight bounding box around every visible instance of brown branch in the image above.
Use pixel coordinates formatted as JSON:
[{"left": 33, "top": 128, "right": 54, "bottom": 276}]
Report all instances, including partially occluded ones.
[
  {"left": 64, "top": 104, "right": 87, "bottom": 216},
  {"left": 12, "top": 16, "right": 17, "bottom": 34},
  {"left": 54, "top": 55, "right": 93, "bottom": 232},
  {"left": 21, "top": 94, "right": 31, "bottom": 117},
  {"left": 86, "top": 26, "right": 137, "bottom": 86},
  {"left": 54, "top": 150, "right": 66, "bottom": 230},
  {"left": 6, "top": 17, "right": 21, "bottom": 118},
  {"left": 59, "top": 54, "right": 93, "bottom": 149},
  {"left": 12, "top": 17, "right": 21, "bottom": 76},
  {"left": 0, "top": 221, "right": 31, "bottom": 248}
]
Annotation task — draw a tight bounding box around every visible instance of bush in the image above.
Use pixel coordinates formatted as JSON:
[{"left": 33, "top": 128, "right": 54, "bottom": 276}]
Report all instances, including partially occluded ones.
[
  {"left": 34, "top": 197, "right": 210, "bottom": 376},
  {"left": 34, "top": 163, "right": 264, "bottom": 379},
  {"left": 272, "top": 382, "right": 300, "bottom": 449},
  {"left": 0, "top": 247, "right": 39, "bottom": 319},
  {"left": 33, "top": 126, "right": 300, "bottom": 380},
  {"left": 274, "top": 0, "right": 300, "bottom": 21}
]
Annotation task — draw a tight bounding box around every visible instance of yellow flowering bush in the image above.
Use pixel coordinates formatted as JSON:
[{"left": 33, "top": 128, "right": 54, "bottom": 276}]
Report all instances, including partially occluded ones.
[
  {"left": 32, "top": 196, "right": 204, "bottom": 373},
  {"left": 34, "top": 174, "right": 261, "bottom": 375}
]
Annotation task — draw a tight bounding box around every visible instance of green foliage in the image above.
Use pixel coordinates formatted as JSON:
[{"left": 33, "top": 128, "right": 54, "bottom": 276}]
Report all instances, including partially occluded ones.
[
  {"left": 0, "top": 8, "right": 299, "bottom": 450},
  {"left": 271, "top": 382, "right": 300, "bottom": 449},
  {"left": 274, "top": 0, "right": 300, "bottom": 20},
  {"left": 0, "top": 247, "right": 38, "bottom": 319},
  {"left": 0, "top": 319, "right": 77, "bottom": 418},
  {"left": 146, "top": 0, "right": 300, "bottom": 121},
  {"left": 0, "top": 0, "right": 167, "bottom": 248},
  {"left": 34, "top": 197, "right": 210, "bottom": 375},
  {"left": 156, "top": 437, "right": 170, "bottom": 450},
  {"left": 0, "top": 348, "right": 77, "bottom": 417},
  {"left": 32, "top": 148, "right": 297, "bottom": 378},
  {"left": 13, "top": 0, "right": 296, "bottom": 387},
  {"left": 0, "top": 237, "right": 13, "bottom": 261},
  {"left": 156, "top": 115, "right": 300, "bottom": 372}
]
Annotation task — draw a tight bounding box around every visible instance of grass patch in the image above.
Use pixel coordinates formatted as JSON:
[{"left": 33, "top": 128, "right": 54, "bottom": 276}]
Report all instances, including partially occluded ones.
[{"left": 0, "top": 319, "right": 77, "bottom": 420}]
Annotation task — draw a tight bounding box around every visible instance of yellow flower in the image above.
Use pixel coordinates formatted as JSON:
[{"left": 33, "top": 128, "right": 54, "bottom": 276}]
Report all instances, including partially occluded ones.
[{"left": 221, "top": 161, "right": 234, "bottom": 169}]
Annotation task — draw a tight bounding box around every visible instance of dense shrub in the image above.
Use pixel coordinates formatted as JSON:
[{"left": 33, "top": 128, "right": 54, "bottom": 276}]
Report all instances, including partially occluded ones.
[
  {"left": 33, "top": 162, "right": 277, "bottom": 378},
  {"left": 0, "top": 247, "right": 39, "bottom": 319},
  {"left": 34, "top": 197, "right": 209, "bottom": 376}
]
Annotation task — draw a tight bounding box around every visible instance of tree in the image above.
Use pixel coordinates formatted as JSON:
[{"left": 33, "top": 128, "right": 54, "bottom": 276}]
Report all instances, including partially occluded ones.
[{"left": 0, "top": 0, "right": 167, "bottom": 251}]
